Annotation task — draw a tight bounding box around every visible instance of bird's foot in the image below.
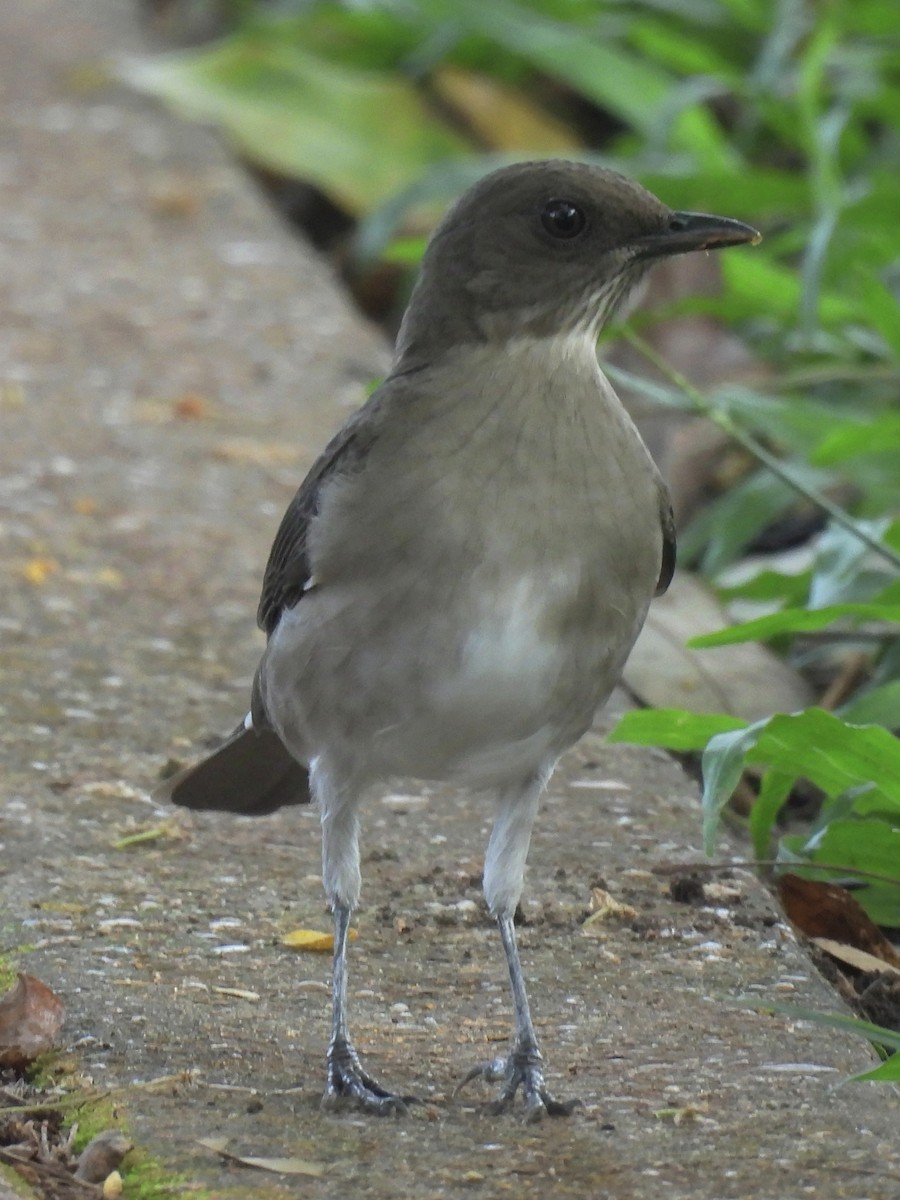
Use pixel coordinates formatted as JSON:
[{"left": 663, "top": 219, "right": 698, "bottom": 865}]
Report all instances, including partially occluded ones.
[
  {"left": 322, "top": 1038, "right": 413, "bottom": 1116},
  {"left": 456, "top": 1048, "right": 581, "bottom": 1123}
]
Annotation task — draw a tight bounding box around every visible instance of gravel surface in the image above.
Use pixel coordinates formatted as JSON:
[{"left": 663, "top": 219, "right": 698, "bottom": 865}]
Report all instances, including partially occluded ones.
[{"left": 1, "top": 3, "right": 898, "bottom": 1198}]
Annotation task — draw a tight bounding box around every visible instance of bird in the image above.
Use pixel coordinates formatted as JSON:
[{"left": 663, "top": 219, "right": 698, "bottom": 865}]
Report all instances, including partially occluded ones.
[{"left": 159, "top": 160, "right": 758, "bottom": 1121}]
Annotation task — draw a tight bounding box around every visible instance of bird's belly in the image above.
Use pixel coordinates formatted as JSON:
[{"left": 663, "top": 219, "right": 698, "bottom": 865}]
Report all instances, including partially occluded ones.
[
  {"left": 412, "top": 566, "right": 642, "bottom": 784},
  {"left": 265, "top": 559, "right": 648, "bottom": 790}
]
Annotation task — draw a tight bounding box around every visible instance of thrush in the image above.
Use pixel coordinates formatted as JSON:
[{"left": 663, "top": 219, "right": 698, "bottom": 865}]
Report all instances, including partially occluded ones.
[{"left": 159, "top": 160, "right": 758, "bottom": 1121}]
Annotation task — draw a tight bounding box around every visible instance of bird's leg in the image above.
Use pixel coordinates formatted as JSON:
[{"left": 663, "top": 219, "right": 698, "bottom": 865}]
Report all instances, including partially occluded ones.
[
  {"left": 321, "top": 900, "right": 408, "bottom": 1114},
  {"left": 316, "top": 764, "right": 410, "bottom": 1115},
  {"left": 457, "top": 770, "right": 580, "bottom": 1121}
]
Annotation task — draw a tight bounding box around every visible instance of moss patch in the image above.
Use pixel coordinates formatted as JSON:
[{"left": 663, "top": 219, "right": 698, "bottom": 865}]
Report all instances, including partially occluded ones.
[{"left": 0, "top": 962, "right": 197, "bottom": 1200}]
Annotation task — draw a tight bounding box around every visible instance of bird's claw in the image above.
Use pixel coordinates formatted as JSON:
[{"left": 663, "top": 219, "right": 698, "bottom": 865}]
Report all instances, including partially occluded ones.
[
  {"left": 455, "top": 1050, "right": 581, "bottom": 1122},
  {"left": 322, "top": 1039, "right": 414, "bottom": 1116}
]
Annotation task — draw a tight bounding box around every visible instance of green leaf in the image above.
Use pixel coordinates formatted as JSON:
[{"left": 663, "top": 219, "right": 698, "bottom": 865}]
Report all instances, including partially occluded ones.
[
  {"left": 748, "top": 712, "right": 900, "bottom": 811},
  {"left": 607, "top": 708, "right": 746, "bottom": 752},
  {"left": 423, "top": 0, "right": 732, "bottom": 166},
  {"left": 790, "top": 817, "right": 900, "bottom": 926},
  {"left": 701, "top": 719, "right": 768, "bottom": 854},
  {"left": 717, "top": 568, "right": 812, "bottom": 607},
  {"left": 849, "top": 1055, "right": 900, "bottom": 1083},
  {"left": 688, "top": 601, "right": 900, "bottom": 648},
  {"left": 701, "top": 710, "right": 900, "bottom": 854},
  {"left": 120, "top": 35, "right": 471, "bottom": 214},
  {"left": 811, "top": 411, "right": 900, "bottom": 467},
  {"left": 680, "top": 467, "right": 823, "bottom": 576},
  {"left": 810, "top": 519, "right": 899, "bottom": 607},
  {"left": 720, "top": 252, "right": 858, "bottom": 329},
  {"left": 839, "top": 680, "right": 900, "bottom": 728},
  {"left": 741, "top": 999, "right": 900, "bottom": 1057},
  {"left": 749, "top": 770, "right": 793, "bottom": 860}
]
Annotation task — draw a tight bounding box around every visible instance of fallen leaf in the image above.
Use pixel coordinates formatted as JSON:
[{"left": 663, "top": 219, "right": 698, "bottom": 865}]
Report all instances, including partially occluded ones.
[
  {"left": 19, "top": 557, "right": 59, "bottom": 586},
  {"left": 82, "top": 780, "right": 146, "bottom": 801},
  {"left": 779, "top": 874, "right": 900, "bottom": 967},
  {"left": 282, "top": 928, "right": 357, "bottom": 952},
  {"left": 212, "top": 987, "right": 260, "bottom": 1002},
  {"left": 431, "top": 66, "right": 580, "bottom": 152},
  {"left": 197, "top": 1137, "right": 324, "bottom": 1177},
  {"left": 0, "top": 973, "right": 65, "bottom": 1070},
  {"left": 582, "top": 887, "right": 637, "bottom": 935},
  {"left": 113, "top": 821, "right": 180, "bottom": 849},
  {"left": 810, "top": 938, "right": 900, "bottom": 977},
  {"left": 173, "top": 391, "right": 213, "bottom": 419}
]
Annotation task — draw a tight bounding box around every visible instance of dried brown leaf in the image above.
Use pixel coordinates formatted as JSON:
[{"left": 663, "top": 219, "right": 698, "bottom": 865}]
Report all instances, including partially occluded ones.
[
  {"left": 197, "top": 1137, "right": 324, "bottom": 1177},
  {"left": 810, "top": 938, "right": 900, "bottom": 977},
  {"left": 779, "top": 874, "right": 900, "bottom": 967},
  {"left": 0, "top": 974, "right": 65, "bottom": 1071}
]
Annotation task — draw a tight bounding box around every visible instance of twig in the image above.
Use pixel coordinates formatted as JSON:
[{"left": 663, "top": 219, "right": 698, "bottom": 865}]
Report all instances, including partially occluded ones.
[{"left": 819, "top": 651, "right": 870, "bottom": 710}]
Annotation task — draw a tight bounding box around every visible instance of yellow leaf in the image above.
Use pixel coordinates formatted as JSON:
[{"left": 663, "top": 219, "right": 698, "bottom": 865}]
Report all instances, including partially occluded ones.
[
  {"left": 431, "top": 66, "right": 581, "bottom": 152},
  {"left": 282, "top": 927, "right": 357, "bottom": 952},
  {"left": 21, "top": 557, "right": 59, "bottom": 585}
]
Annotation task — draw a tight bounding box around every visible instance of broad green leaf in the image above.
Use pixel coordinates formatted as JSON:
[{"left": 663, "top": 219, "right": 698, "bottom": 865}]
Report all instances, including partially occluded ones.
[
  {"left": 811, "top": 411, "right": 900, "bottom": 468},
  {"left": 702, "top": 710, "right": 900, "bottom": 853},
  {"left": 701, "top": 719, "right": 768, "bottom": 854},
  {"left": 636, "top": 167, "right": 807, "bottom": 220},
  {"left": 718, "top": 568, "right": 812, "bottom": 607},
  {"left": 120, "top": 37, "right": 470, "bottom": 214},
  {"left": 689, "top": 601, "right": 900, "bottom": 648},
  {"left": 680, "top": 469, "right": 811, "bottom": 576},
  {"left": 784, "top": 818, "right": 900, "bottom": 926},
  {"left": 750, "top": 770, "right": 793, "bottom": 860},
  {"left": 423, "top": 0, "right": 732, "bottom": 166},
  {"left": 747, "top": 712, "right": 900, "bottom": 811},
  {"left": 839, "top": 680, "right": 900, "bottom": 728},
  {"left": 629, "top": 17, "right": 737, "bottom": 79},
  {"left": 720, "top": 252, "right": 858, "bottom": 329},
  {"left": 810, "top": 519, "right": 899, "bottom": 608},
  {"left": 607, "top": 709, "right": 746, "bottom": 752}
]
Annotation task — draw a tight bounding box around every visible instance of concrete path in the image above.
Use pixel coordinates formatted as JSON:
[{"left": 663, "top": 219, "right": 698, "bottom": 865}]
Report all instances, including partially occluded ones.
[{"left": 1, "top": 3, "right": 897, "bottom": 1198}]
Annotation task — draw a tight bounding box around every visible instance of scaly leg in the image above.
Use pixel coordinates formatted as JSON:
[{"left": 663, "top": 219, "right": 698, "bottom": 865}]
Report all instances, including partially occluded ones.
[
  {"left": 457, "top": 769, "right": 580, "bottom": 1121},
  {"left": 321, "top": 901, "right": 409, "bottom": 1114},
  {"left": 315, "top": 759, "right": 411, "bottom": 1114}
]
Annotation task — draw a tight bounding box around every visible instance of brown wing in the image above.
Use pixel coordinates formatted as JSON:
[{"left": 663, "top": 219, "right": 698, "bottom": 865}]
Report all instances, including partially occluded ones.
[
  {"left": 256, "top": 407, "right": 379, "bottom": 637},
  {"left": 655, "top": 500, "right": 677, "bottom": 596}
]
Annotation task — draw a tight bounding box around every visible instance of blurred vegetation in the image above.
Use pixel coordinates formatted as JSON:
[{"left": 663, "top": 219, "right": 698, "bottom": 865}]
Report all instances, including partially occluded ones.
[{"left": 127, "top": 1, "right": 899, "bottom": 952}]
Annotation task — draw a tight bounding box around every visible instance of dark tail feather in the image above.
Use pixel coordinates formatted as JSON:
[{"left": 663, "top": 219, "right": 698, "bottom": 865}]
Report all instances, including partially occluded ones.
[{"left": 156, "top": 725, "right": 310, "bottom": 815}]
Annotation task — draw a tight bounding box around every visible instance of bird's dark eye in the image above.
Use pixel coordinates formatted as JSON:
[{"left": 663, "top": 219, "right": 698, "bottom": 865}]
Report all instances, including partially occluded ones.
[{"left": 541, "top": 199, "right": 586, "bottom": 240}]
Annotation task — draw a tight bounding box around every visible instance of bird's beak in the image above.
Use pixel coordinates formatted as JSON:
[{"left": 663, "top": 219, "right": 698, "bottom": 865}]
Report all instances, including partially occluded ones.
[{"left": 635, "top": 212, "right": 761, "bottom": 259}]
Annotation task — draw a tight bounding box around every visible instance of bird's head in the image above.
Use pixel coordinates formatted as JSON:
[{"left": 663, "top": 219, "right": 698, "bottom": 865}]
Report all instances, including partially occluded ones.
[{"left": 395, "top": 160, "right": 759, "bottom": 359}]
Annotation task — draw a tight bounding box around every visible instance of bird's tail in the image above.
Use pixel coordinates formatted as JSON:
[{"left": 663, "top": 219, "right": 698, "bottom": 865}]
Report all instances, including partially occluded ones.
[{"left": 156, "top": 723, "right": 309, "bottom": 815}]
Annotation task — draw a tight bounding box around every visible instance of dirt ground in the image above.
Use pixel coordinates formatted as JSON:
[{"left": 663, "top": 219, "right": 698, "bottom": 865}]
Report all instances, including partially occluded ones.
[{"left": 1, "top": 3, "right": 898, "bottom": 1198}]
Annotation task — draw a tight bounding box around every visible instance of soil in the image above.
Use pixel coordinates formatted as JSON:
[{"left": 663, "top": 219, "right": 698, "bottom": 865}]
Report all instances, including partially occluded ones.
[{"left": 1, "top": 3, "right": 898, "bottom": 1198}]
